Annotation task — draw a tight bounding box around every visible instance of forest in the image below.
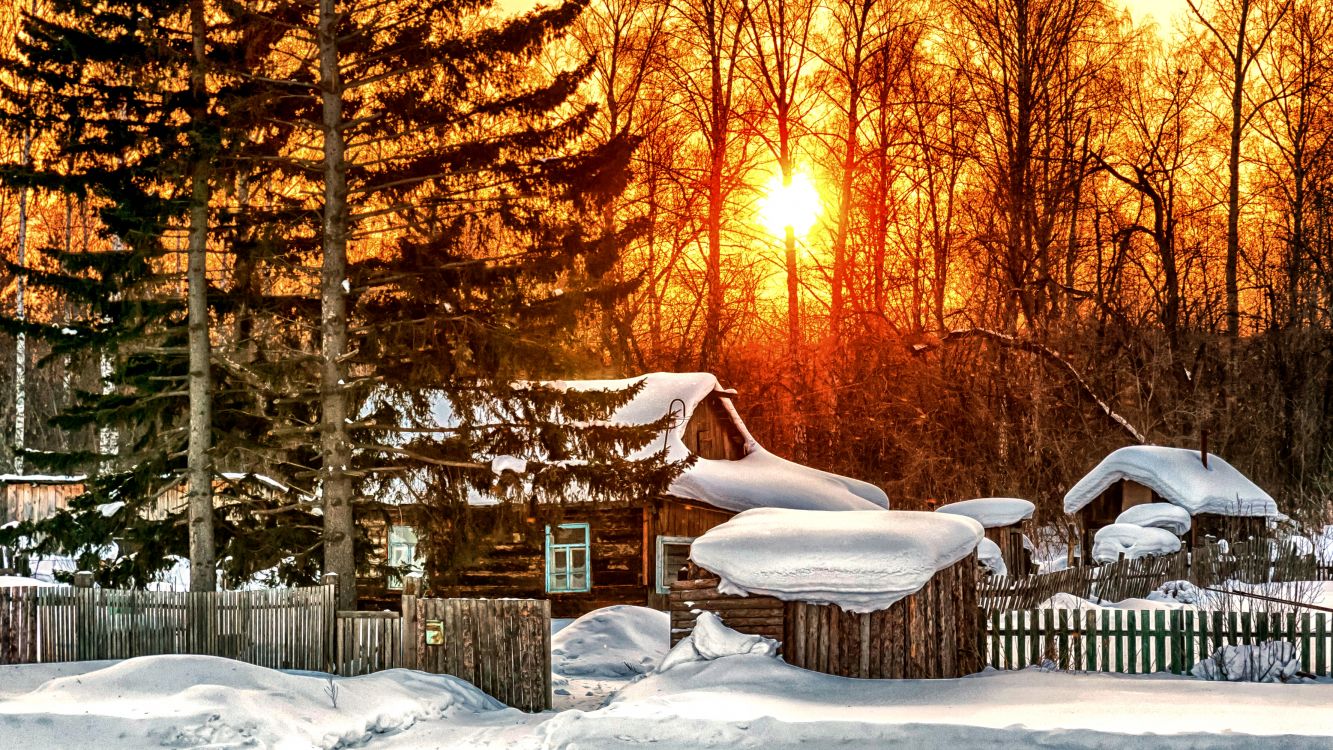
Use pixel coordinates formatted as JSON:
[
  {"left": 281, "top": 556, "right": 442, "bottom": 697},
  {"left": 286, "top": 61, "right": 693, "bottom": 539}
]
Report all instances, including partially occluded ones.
[{"left": 0, "top": 0, "right": 1330, "bottom": 604}]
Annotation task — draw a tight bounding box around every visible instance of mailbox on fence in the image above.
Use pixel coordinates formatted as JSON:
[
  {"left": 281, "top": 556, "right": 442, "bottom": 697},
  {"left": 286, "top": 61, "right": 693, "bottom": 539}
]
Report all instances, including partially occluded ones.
[{"left": 424, "top": 619, "right": 444, "bottom": 645}]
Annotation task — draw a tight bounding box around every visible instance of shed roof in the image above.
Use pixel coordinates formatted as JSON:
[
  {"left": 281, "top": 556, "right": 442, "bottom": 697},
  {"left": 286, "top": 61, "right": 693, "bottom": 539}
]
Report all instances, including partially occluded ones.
[{"left": 1063, "top": 446, "right": 1278, "bottom": 518}]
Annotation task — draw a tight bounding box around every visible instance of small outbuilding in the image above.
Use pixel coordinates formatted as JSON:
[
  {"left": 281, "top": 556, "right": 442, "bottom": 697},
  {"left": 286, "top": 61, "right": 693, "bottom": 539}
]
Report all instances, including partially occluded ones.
[
  {"left": 935, "top": 497, "right": 1035, "bottom": 576},
  {"left": 1064, "top": 446, "right": 1279, "bottom": 560},
  {"left": 669, "top": 507, "right": 984, "bottom": 679}
]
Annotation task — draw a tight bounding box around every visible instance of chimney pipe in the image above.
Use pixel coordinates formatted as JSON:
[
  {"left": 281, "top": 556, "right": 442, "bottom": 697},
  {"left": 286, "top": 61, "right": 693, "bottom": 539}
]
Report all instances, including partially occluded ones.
[{"left": 1200, "top": 429, "right": 1209, "bottom": 469}]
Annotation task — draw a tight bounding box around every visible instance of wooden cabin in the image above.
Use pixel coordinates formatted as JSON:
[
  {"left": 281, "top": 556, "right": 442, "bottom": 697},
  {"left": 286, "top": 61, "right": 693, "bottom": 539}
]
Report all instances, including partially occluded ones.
[
  {"left": 670, "top": 509, "right": 983, "bottom": 679},
  {"left": 356, "top": 373, "right": 890, "bottom": 617},
  {"left": 1, "top": 476, "right": 87, "bottom": 525},
  {"left": 1063, "top": 446, "right": 1279, "bottom": 562},
  {"left": 934, "top": 498, "right": 1035, "bottom": 576}
]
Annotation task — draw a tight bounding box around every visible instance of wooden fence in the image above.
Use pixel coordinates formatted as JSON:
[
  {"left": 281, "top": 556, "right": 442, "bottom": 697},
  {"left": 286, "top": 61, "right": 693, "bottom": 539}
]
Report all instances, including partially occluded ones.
[
  {"left": 0, "top": 584, "right": 336, "bottom": 669},
  {"left": 407, "top": 597, "right": 551, "bottom": 712},
  {"left": 985, "top": 608, "right": 1333, "bottom": 677},
  {"left": 1, "top": 585, "right": 550, "bottom": 712},
  {"left": 979, "top": 552, "right": 1188, "bottom": 610}
]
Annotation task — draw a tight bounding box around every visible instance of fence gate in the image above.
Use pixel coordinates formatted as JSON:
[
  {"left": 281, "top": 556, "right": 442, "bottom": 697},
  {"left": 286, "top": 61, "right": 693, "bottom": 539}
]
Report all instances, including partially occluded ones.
[{"left": 407, "top": 597, "right": 551, "bottom": 712}]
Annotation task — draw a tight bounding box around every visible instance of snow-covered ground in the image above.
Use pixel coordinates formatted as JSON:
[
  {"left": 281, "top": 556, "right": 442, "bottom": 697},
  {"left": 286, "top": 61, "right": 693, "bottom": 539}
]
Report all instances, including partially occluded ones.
[{"left": 3, "top": 602, "right": 1333, "bottom": 748}]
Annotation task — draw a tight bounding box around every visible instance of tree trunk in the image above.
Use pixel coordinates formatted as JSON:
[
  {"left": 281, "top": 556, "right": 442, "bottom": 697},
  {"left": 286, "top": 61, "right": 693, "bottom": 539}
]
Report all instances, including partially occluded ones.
[
  {"left": 13, "top": 123, "right": 30, "bottom": 475},
  {"left": 318, "top": 0, "right": 357, "bottom": 610},
  {"left": 1224, "top": 3, "right": 1250, "bottom": 338},
  {"left": 186, "top": 0, "right": 215, "bottom": 592}
]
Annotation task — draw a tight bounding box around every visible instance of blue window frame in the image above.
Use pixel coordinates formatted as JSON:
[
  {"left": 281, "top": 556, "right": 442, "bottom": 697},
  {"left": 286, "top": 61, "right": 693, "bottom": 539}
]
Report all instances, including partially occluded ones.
[
  {"left": 387, "top": 524, "right": 423, "bottom": 589},
  {"left": 545, "top": 523, "right": 591, "bottom": 593}
]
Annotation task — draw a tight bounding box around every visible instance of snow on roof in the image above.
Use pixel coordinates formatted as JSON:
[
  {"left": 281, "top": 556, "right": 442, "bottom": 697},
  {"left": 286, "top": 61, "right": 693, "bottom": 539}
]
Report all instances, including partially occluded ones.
[
  {"left": 0, "top": 474, "right": 87, "bottom": 484},
  {"left": 689, "top": 508, "right": 983, "bottom": 613},
  {"left": 1115, "top": 503, "right": 1191, "bottom": 536},
  {"left": 1063, "top": 446, "right": 1278, "bottom": 518},
  {"left": 1090, "top": 523, "right": 1182, "bottom": 563},
  {"left": 976, "top": 538, "right": 1007, "bottom": 577},
  {"left": 935, "top": 497, "right": 1034, "bottom": 528},
  {"left": 380, "top": 372, "right": 888, "bottom": 513}
]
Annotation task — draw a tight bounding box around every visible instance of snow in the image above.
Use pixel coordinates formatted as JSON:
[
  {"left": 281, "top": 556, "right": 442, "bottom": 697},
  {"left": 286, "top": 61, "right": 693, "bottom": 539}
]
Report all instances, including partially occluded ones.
[
  {"left": 95, "top": 501, "right": 125, "bottom": 517},
  {"left": 488, "top": 455, "right": 527, "bottom": 475},
  {"left": 0, "top": 575, "right": 58, "bottom": 587},
  {"left": 1090, "top": 523, "right": 1182, "bottom": 563},
  {"left": 976, "top": 537, "right": 1007, "bottom": 577},
  {"left": 540, "top": 654, "right": 1333, "bottom": 748},
  {"left": 551, "top": 605, "right": 668, "bottom": 679},
  {"left": 1064, "top": 446, "right": 1279, "bottom": 517},
  {"left": 657, "top": 611, "right": 779, "bottom": 672},
  {"left": 671, "top": 446, "right": 888, "bottom": 513},
  {"left": 1116, "top": 502, "right": 1192, "bottom": 535},
  {"left": 935, "top": 497, "right": 1034, "bottom": 528},
  {"left": 0, "top": 655, "right": 502, "bottom": 750},
  {"left": 689, "top": 508, "right": 983, "bottom": 613},
  {"left": 1192, "top": 641, "right": 1304, "bottom": 683},
  {"left": 0, "top": 474, "right": 86, "bottom": 487}
]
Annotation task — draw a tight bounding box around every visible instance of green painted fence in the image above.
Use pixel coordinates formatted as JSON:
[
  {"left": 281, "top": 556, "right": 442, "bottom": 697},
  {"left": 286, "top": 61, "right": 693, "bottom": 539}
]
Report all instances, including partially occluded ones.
[{"left": 985, "top": 608, "right": 1332, "bottom": 676}]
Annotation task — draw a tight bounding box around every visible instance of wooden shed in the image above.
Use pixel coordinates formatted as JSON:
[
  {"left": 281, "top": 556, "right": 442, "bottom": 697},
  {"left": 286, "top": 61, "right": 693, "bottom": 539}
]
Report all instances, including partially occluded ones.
[
  {"left": 359, "top": 373, "right": 890, "bottom": 617},
  {"left": 670, "top": 508, "right": 984, "bottom": 679},
  {"left": 1063, "top": 446, "right": 1279, "bottom": 562},
  {"left": 935, "top": 497, "right": 1035, "bottom": 576}
]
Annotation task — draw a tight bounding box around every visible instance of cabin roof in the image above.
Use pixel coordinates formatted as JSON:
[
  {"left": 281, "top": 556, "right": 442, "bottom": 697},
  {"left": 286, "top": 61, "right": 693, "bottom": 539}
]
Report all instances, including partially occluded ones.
[
  {"left": 1063, "top": 446, "right": 1278, "bottom": 518},
  {"left": 935, "top": 497, "right": 1034, "bottom": 528},
  {"left": 689, "top": 507, "right": 983, "bottom": 613},
  {"left": 374, "top": 372, "right": 888, "bottom": 513}
]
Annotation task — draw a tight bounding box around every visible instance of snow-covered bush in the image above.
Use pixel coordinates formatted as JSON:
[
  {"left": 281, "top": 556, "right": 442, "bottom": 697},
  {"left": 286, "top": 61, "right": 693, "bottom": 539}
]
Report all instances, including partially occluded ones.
[{"left": 1191, "top": 641, "right": 1305, "bottom": 683}]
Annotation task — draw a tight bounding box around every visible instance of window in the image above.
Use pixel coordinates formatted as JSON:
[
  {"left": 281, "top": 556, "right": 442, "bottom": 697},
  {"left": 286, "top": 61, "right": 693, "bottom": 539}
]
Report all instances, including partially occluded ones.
[
  {"left": 545, "top": 523, "right": 591, "bottom": 593},
  {"left": 656, "top": 535, "right": 694, "bottom": 594},
  {"left": 387, "top": 524, "right": 424, "bottom": 589}
]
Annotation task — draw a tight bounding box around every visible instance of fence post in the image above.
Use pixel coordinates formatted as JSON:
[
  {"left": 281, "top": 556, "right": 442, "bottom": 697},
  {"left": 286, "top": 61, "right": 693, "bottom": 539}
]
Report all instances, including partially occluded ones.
[
  {"left": 401, "top": 575, "right": 420, "bottom": 670},
  {"left": 322, "top": 573, "right": 339, "bottom": 673},
  {"left": 72, "top": 570, "right": 95, "bottom": 661}
]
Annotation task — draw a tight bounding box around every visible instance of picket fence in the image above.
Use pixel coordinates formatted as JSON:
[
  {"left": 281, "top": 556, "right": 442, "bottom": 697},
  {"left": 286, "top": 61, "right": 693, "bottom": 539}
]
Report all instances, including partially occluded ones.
[{"left": 985, "top": 607, "right": 1333, "bottom": 676}]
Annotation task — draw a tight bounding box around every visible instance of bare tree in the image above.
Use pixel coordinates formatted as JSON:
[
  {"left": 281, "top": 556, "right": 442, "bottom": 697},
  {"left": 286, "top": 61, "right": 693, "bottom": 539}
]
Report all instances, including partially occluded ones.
[{"left": 1186, "top": 0, "right": 1293, "bottom": 337}]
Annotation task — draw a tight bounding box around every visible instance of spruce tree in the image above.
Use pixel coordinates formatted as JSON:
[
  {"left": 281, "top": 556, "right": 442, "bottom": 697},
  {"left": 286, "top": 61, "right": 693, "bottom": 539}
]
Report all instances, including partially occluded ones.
[
  {"left": 0, "top": 0, "right": 321, "bottom": 588},
  {"left": 258, "top": 0, "right": 686, "bottom": 603}
]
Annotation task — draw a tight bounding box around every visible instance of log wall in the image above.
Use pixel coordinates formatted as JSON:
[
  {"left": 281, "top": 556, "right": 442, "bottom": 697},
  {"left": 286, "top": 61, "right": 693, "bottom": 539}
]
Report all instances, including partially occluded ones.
[{"left": 667, "top": 577, "right": 785, "bottom": 645}]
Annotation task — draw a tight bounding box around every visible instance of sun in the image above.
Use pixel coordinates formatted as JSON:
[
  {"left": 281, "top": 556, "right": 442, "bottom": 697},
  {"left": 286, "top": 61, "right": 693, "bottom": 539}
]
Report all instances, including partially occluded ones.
[{"left": 758, "top": 172, "right": 821, "bottom": 238}]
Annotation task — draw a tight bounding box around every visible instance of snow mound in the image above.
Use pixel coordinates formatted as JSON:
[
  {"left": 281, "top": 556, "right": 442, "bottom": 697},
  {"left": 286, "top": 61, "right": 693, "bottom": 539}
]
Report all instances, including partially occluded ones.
[
  {"left": 935, "top": 497, "right": 1034, "bottom": 528},
  {"left": 552, "top": 605, "right": 669, "bottom": 679},
  {"left": 1091, "top": 523, "right": 1182, "bottom": 563},
  {"left": 0, "top": 655, "right": 503, "bottom": 749},
  {"left": 977, "top": 538, "right": 1007, "bottom": 577},
  {"left": 1064, "top": 446, "right": 1278, "bottom": 517},
  {"left": 1116, "top": 503, "right": 1191, "bottom": 535},
  {"left": 690, "top": 508, "right": 983, "bottom": 613},
  {"left": 1192, "top": 641, "right": 1304, "bottom": 683},
  {"left": 1037, "top": 593, "right": 1106, "bottom": 610},
  {"left": 657, "top": 611, "right": 779, "bottom": 672}
]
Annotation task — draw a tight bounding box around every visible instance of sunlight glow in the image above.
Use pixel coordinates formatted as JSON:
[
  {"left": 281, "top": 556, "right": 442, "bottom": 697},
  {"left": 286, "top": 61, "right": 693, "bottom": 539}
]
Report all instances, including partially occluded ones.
[{"left": 758, "top": 172, "right": 821, "bottom": 238}]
